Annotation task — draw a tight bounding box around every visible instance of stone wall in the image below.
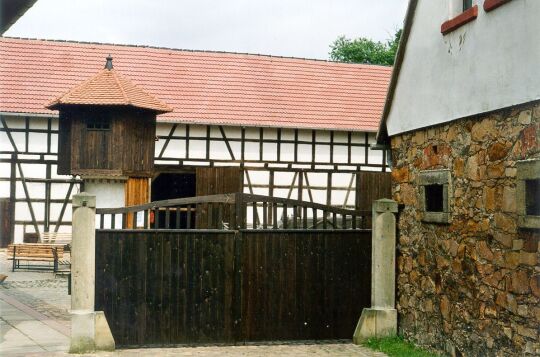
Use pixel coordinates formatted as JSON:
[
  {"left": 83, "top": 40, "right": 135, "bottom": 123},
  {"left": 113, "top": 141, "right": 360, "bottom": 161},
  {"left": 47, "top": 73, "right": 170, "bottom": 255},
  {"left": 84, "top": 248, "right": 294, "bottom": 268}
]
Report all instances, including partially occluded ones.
[{"left": 390, "top": 101, "right": 540, "bottom": 356}]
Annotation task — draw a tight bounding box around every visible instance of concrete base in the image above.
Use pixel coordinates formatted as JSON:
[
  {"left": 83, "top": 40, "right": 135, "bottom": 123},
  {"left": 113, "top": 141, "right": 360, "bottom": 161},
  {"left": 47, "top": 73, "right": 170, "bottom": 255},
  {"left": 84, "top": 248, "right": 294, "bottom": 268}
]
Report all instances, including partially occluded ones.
[
  {"left": 352, "top": 308, "right": 397, "bottom": 344},
  {"left": 70, "top": 311, "right": 115, "bottom": 353}
]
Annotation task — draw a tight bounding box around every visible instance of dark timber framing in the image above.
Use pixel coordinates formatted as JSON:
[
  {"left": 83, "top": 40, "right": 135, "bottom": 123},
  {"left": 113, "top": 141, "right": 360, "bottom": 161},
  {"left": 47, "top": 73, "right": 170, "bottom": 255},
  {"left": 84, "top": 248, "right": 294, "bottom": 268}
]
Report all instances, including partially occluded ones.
[
  {"left": 1, "top": 113, "right": 387, "bottom": 238},
  {"left": 154, "top": 124, "right": 386, "bottom": 171}
]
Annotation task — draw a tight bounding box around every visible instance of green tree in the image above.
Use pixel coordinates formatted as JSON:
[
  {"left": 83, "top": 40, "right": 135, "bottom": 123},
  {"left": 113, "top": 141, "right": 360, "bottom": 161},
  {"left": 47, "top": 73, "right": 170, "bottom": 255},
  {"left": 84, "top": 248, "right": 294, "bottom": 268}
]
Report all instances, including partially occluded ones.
[{"left": 329, "top": 29, "right": 402, "bottom": 65}]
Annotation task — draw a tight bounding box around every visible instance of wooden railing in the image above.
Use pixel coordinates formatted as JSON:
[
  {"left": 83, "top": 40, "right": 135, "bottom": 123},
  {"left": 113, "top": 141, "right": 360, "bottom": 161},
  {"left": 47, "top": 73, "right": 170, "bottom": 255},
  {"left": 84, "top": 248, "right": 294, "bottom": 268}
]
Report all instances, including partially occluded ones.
[{"left": 95, "top": 193, "right": 371, "bottom": 230}]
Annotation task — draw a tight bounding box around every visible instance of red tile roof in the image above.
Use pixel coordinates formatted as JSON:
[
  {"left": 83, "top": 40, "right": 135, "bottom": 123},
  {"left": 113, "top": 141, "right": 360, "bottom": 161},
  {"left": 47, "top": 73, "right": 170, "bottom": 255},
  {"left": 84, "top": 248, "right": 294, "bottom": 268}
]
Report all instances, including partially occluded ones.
[
  {"left": 0, "top": 37, "right": 392, "bottom": 132},
  {"left": 46, "top": 58, "right": 173, "bottom": 113}
]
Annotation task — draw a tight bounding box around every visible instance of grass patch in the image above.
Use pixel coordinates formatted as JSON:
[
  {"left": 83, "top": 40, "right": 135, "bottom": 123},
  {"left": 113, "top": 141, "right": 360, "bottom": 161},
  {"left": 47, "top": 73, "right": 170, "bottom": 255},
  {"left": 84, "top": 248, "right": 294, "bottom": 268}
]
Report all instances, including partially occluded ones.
[{"left": 362, "top": 336, "right": 439, "bottom": 357}]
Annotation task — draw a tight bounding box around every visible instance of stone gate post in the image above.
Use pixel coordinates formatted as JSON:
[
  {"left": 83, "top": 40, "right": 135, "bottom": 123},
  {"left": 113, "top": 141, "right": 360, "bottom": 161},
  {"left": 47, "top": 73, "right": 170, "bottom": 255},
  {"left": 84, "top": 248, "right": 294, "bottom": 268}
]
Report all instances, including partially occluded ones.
[
  {"left": 353, "top": 198, "right": 398, "bottom": 343},
  {"left": 70, "top": 193, "right": 115, "bottom": 353}
]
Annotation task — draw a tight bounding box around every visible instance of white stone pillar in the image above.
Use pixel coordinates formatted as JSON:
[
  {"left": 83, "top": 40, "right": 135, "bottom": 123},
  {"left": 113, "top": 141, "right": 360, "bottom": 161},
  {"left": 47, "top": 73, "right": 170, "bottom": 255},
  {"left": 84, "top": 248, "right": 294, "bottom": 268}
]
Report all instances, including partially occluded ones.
[
  {"left": 353, "top": 198, "right": 398, "bottom": 343},
  {"left": 70, "top": 193, "right": 115, "bottom": 353}
]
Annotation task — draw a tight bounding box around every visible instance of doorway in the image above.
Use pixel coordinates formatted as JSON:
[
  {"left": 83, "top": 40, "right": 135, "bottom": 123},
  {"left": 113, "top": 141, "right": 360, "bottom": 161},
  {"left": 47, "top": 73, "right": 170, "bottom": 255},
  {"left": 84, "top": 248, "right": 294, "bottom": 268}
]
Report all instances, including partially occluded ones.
[{"left": 151, "top": 172, "right": 196, "bottom": 228}]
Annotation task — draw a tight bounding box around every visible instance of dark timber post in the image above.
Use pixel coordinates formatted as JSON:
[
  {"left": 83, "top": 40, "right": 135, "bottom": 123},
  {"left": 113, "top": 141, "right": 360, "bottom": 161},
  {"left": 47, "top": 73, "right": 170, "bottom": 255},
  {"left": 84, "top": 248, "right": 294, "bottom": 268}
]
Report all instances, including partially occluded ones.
[{"left": 9, "top": 153, "right": 16, "bottom": 244}]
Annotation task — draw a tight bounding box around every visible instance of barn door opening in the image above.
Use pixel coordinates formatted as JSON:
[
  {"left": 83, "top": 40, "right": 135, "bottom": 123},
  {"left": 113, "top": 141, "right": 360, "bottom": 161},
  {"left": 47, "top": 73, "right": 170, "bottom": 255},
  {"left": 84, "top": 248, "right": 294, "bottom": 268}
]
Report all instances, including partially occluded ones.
[{"left": 151, "top": 172, "right": 196, "bottom": 228}]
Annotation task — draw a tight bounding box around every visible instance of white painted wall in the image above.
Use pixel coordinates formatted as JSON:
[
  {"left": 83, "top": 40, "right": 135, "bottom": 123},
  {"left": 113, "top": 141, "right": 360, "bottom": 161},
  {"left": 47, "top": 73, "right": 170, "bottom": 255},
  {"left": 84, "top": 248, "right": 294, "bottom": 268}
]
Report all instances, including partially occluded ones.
[
  {"left": 386, "top": 0, "right": 540, "bottom": 136},
  {"left": 84, "top": 181, "right": 125, "bottom": 209}
]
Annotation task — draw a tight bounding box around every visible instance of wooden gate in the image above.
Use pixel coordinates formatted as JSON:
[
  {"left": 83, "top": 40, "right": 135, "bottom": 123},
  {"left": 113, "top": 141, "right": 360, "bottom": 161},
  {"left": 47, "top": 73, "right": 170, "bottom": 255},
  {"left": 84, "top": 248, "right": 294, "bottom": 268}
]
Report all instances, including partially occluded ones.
[{"left": 95, "top": 193, "right": 371, "bottom": 347}]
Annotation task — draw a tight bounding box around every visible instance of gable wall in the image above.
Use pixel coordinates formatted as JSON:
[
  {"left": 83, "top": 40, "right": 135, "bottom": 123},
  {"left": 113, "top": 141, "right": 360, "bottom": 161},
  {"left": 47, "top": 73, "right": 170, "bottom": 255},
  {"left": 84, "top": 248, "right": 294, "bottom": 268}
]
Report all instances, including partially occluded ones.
[
  {"left": 391, "top": 101, "right": 540, "bottom": 355},
  {"left": 386, "top": 0, "right": 540, "bottom": 136}
]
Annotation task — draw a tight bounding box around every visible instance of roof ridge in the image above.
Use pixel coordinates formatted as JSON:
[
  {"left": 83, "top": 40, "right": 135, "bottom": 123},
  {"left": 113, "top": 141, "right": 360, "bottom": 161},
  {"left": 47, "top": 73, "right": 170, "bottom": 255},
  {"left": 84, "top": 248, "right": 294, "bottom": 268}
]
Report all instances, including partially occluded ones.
[
  {"left": 110, "top": 70, "right": 130, "bottom": 105},
  {"left": 0, "top": 36, "right": 393, "bottom": 69}
]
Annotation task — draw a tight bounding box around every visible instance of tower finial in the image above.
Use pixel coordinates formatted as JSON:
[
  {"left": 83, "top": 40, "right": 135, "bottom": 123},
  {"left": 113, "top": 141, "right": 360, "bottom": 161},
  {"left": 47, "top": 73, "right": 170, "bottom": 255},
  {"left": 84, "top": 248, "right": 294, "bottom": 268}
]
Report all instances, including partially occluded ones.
[{"left": 105, "top": 55, "right": 113, "bottom": 70}]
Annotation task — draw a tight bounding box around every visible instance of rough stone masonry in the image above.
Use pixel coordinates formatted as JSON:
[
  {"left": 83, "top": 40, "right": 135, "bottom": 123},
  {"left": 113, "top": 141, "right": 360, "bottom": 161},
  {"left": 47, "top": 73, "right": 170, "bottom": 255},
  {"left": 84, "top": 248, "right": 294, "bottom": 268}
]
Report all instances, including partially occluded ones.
[{"left": 390, "top": 101, "right": 540, "bottom": 356}]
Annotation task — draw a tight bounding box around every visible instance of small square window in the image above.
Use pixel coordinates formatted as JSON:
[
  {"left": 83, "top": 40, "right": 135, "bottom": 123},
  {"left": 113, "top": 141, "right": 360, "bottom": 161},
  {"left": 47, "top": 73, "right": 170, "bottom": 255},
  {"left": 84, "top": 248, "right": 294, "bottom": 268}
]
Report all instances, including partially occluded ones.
[
  {"left": 418, "top": 170, "right": 452, "bottom": 224},
  {"left": 463, "top": 0, "right": 473, "bottom": 11},
  {"left": 425, "top": 184, "right": 444, "bottom": 212},
  {"left": 525, "top": 179, "right": 540, "bottom": 216},
  {"left": 517, "top": 160, "right": 540, "bottom": 229},
  {"left": 87, "top": 117, "right": 111, "bottom": 131}
]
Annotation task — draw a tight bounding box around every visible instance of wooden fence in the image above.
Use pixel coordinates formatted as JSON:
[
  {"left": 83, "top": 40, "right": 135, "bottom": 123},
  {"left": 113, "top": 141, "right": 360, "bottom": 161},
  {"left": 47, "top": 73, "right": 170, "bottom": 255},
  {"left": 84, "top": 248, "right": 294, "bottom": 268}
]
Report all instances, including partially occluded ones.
[
  {"left": 96, "top": 193, "right": 371, "bottom": 230},
  {"left": 94, "top": 193, "right": 372, "bottom": 346}
]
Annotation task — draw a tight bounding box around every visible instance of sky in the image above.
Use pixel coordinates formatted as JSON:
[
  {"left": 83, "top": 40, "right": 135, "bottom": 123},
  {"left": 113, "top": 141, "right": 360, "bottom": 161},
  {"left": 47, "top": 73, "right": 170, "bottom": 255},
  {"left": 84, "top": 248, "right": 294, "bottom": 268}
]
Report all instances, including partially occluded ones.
[{"left": 5, "top": 0, "right": 408, "bottom": 60}]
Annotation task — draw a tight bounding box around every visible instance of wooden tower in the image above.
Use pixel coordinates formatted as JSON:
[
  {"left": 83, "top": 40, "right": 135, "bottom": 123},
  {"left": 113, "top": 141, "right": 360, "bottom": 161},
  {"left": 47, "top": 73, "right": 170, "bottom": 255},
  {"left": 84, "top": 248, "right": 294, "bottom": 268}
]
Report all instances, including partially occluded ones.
[{"left": 47, "top": 56, "right": 172, "bottom": 210}]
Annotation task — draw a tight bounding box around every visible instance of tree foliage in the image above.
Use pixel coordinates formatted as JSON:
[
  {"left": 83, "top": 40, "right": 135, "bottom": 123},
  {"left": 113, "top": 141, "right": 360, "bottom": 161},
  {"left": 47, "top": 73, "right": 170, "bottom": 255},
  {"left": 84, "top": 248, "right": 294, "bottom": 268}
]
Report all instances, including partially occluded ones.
[{"left": 329, "top": 29, "right": 402, "bottom": 65}]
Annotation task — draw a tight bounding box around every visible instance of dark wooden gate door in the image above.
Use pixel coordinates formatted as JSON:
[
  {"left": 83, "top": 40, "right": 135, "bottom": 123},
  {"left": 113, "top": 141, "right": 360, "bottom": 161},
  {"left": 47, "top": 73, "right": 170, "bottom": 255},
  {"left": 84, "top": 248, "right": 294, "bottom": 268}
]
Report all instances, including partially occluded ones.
[
  {"left": 95, "top": 229, "right": 371, "bottom": 346},
  {"left": 355, "top": 171, "right": 392, "bottom": 211},
  {"left": 196, "top": 167, "right": 242, "bottom": 228}
]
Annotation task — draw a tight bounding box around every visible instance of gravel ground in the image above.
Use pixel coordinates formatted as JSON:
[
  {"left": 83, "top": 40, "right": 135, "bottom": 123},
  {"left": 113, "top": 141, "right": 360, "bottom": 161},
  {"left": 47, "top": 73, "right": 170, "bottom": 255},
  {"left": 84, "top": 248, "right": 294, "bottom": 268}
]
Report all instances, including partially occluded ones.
[{"left": 0, "top": 249, "right": 71, "bottom": 325}]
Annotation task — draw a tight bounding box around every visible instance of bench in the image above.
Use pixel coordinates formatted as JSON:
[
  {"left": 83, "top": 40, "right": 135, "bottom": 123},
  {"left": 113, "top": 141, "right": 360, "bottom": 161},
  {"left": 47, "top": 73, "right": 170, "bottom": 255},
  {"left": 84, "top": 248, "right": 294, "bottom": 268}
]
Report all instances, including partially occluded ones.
[
  {"left": 40, "top": 232, "right": 72, "bottom": 245},
  {"left": 7, "top": 244, "right": 70, "bottom": 273}
]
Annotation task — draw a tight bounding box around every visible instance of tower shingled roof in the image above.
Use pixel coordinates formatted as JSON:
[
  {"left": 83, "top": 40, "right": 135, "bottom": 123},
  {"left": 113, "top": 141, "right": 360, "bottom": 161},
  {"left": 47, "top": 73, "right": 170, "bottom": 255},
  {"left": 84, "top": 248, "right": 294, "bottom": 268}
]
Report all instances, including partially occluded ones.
[{"left": 46, "top": 56, "right": 173, "bottom": 114}]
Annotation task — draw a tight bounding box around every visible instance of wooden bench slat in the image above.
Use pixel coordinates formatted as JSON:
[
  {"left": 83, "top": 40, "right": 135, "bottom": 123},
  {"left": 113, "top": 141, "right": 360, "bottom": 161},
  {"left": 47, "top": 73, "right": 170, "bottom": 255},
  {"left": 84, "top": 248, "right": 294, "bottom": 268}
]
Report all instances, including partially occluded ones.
[
  {"left": 7, "top": 243, "right": 70, "bottom": 273},
  {"left": 7, "top": 257, "right": 56, "bottom": 261}
]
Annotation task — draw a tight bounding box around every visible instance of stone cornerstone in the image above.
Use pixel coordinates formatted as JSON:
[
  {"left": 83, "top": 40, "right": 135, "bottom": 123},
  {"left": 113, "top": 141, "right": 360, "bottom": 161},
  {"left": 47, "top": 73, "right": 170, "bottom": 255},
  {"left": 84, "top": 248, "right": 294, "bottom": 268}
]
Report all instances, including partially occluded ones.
[{"left": 390, "top": 102, "right": 540, "bottom": 356}]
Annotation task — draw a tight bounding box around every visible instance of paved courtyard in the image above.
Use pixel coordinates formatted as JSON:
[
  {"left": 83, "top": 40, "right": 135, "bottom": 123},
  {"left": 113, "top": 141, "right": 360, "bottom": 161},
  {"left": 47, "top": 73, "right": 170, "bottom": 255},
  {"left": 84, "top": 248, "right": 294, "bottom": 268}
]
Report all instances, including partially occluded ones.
[{"left": 0, "top": 250, "right": 386, "bottom": 356}]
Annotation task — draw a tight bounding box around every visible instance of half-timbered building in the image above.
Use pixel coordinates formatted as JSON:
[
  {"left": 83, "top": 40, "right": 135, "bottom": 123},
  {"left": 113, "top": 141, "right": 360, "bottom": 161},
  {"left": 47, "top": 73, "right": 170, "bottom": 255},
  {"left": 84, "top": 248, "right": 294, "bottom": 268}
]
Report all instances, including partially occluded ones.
[{"left": 0, "top": 37, "right": 392, "bottom": 244}]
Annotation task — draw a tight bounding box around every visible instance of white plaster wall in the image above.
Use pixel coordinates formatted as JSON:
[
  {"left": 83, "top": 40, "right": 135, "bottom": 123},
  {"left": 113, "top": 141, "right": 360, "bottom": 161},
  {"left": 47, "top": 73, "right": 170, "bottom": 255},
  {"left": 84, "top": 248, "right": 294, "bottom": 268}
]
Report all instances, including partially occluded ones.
[
  {"left": 84, "top": 181, "right": 124, "bottom": 209},
  {"left": 386, "top": 0, "right": 540, "bottom": 136}
]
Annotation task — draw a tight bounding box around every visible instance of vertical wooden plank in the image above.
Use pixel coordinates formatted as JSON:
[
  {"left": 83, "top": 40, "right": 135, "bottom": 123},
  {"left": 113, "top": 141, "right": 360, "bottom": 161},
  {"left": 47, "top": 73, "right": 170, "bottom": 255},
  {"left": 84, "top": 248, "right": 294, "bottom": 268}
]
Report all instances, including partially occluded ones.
[
  {"left": 187, "top": 205, "right": 192, "bottom": 229},
  {"left": 303, "top": 206, "right": 308, "bottom": 229},
  {"left": 252, "top": 202, "right": 257, "bottom": 229},
  {"left": 165, "top": 208, "right": 170, "bottom": 229},
  {"left": 282, "top": 204, "right": 288, "bottom": 229},
  {"left": 272, "top": 203, "right": 278, "bottom": 230},
  {"left": 268, "top": 171, "right": 274, "bottom": 225},
  {"left": 262, "top": 202, "right": 267, "bottom": 229},
  {"left": 162, "top": 233, "right": 172, "bottom": 344}
]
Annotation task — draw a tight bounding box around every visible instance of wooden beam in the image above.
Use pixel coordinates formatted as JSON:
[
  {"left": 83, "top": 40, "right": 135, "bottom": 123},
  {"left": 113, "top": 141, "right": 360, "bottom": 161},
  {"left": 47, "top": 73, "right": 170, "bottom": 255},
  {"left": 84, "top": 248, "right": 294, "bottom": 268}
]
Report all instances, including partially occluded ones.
[
  {"left": 347, "top": 131, "right": 352, "bottom": 164},
  {"left": 303, "top": 171, "right": 314, "bottom": 203},
  {"left": 219, "top": 126, "right": 236, "bottom": 160},
  {"left": 241, "top": 127, "right": 245, "bottom": 164},
  {"left": 277, "top": 128, "right": 281, "bottom": 162},
  {"left": 206, "top": 125, "right": 211, "bottom": 160},
  {"left": 44, "top": 164, "right": 51, "bottom": 232},
  {"left": 46, "top": 118, "right": 52, "bottom": 154},
  {"left": 25, "top": 116, "right": 29, "bottom": 152},
  {"left": 326, "top": 172, "right": 332, "bottom": 206},
  {"left": 0, "top": 115, "right": 19, "bottom": 152},
  {"left": 16, "top": 162, "right": 39, "bottom": 236},
  {"left": 364, "top": 132, "right": 369, "bottom": 165},
  {"left": 9, "top": 154, "right": 16, "bottom": 243},
  {"left": 343, "top": 173, "right": 356, "bottom": 208},
  {"left": 259, "top": 128, "right": 263, "bottom": 161},
  {"left": 286, "top": 172, "right": 298, "bottom": 200},
  {"left": 244, "top": 170, "right": 260, "bottom": 227},
  {"left": 157, "top": 124, "right": 177, "bottom": 158},
  {"left": 54, "top": 182, "right": 75, "bottom": 232},
  {"left": 185, "top": 124, "right": 190, "bottom": 159}
]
